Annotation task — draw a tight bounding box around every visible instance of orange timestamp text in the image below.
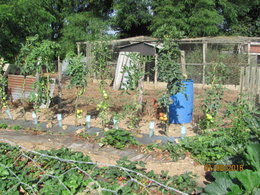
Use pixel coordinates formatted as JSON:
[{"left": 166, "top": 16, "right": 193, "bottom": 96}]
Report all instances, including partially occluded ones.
[{"left": 204, "top": 164, "right": 244, "bottom": 172}]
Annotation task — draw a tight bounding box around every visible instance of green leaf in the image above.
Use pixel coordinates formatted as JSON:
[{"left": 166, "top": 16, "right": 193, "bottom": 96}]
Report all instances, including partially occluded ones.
[
  {"left": 230, "top": 170, "right": 260, "bottom": 193},
  {"left": 245, "top": 143, "right": 260, "bottom": 171},
  {"left": 227, "top": 185, "right": 243, "bottom": 195},
  {"left": 203, "top": 172, "right": 233, "bottom": 195}
]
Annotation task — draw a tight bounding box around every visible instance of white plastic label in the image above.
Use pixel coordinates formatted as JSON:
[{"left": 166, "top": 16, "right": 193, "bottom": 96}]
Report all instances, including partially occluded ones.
[
  {"left": 32, "top": 112, "right": 37, "bottom": 119},
  {"left": 57, "top": 114, "right": 62, "bottom": 121},
  {"left": 181, "top": 126, "right": 186, "bottom": 134},
  {"left": 149, "top": 121, "right": 155, "bottom": 129},
  {"left": 86, "top": 115, "right": 91, "bottom": 122}
]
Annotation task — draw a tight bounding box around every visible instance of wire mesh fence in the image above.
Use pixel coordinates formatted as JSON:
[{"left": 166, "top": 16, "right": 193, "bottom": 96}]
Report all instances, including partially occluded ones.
[{"left": 0, "top": 139, "right": 191, "bottom": 195}]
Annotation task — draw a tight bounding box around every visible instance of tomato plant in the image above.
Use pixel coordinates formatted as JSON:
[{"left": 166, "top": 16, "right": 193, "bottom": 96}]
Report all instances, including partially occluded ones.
[
  {"left": 66, "top": 53, "right": 88, "bottom": 125},
  {"left": 17, "top": 36, "right": 59, "bottom": 120},
  {"left": 199, "top": 62, "right": 229, "bottom": 131},
  {"left": 121, "top": 53, "right": 151, "bottom": 128},
  {"left": 91, "top": 37, "right": 112, "bottom": 127}
]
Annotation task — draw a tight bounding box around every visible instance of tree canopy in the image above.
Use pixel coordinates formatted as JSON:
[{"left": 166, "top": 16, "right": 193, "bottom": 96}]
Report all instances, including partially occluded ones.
[{"left": 0, "top": 0, "right": 259, "bottom": 61}]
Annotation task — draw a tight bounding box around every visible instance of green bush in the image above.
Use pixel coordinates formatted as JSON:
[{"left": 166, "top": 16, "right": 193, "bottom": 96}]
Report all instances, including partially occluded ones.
[{"left": 101, "top": 129, "right": 138, "bottom": 149}]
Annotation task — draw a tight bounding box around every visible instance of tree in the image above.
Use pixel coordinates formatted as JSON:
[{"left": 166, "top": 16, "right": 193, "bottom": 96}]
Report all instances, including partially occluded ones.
[
  {"left": 60, "top": 12, "right": 108, "bottom": 55},
  {"left": 0, "top": 0, "right": 55, "bottom": 61},
  {"left": 151, "top": 0, "right": 223, "bottom": 37},
  {"left": 216, "top": 0, "right": 260, "bottom": 36},
  {"left": 112, "top": 0, "right": 152, "bottom": 37}
]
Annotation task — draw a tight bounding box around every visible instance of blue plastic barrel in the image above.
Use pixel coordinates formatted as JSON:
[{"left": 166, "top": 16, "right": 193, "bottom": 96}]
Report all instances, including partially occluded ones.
[{"left": 169, "top": 79, "right": 194, "bottom": 124}]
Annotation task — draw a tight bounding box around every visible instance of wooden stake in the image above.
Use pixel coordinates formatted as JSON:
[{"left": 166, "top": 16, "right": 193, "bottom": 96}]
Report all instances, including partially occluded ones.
[
  {"left": 180, "top": 50, "right": 187, "bottom": 78},
  {"left": 154, "top": 53, "right": 158, "bottom": 86},
  {"left": 58, "top": 56, "right": 62, "bottom": 99},
  {"left": 202, "top": 41, "right": 207, "bottom": 85}
]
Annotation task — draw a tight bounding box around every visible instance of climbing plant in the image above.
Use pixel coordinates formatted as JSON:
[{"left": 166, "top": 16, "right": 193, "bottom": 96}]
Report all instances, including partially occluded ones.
[
  {"left": 17, "top": 36, "right": 59, "bottom": 119},
  {"left": 121, "top": 53, "right": 151, "bottom": 128},
  {"left": 66, "top": 53, "right": 88, "bottom": 125},
  {"left": 91, "top": 37, "right": 112, "bottom": 127}
]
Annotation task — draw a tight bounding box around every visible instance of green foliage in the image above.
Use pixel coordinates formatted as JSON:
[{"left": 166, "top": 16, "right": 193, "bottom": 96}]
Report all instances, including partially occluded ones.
[
  {"left": 0, "top": 123, "right": 8, "bottom": 129},
  {"left": 165, "top": 142, "right": 186, "bottom": 162},
  {"left": 199, "top": 62, "right": 229, "bottom": 130},
  {"left": 179, "top": 132, "right": 231, "bottom": 164},
  {"left": 60, "top": 12, "right": 108, "bottom": 55},
  {"left": 167, "top": 95, "right": 259, "bottom": 164},
  {"left": 17, "top": 36, "right": 59, "bottom": 111},
  {"left": 0, "top": 58, "right": 8, "bottom": 110},
  {"left": 101, "top": 129, "right": 138, "bottom": 149},
  {"left": 66, "top": 53, "right": 88, "bottom": 89},
  {"left": 203, "top": 143, "right": 260, "bottom": 195},
  {"left": 0, "top": 0, "right": 55, "bottom": 61},
  {"left": 112, "top": 0, "right": 152, "bottom": 37},
  {"left": 122, "top": 53, "right": 147, "bottom": 91},
  {"left": 91, "top": 38, "right": 112, "bottom": 81},
  {"left": 225, "top": 97, "right": 260, "bottom": 141},
  {"left": 91, "top": 37, "right": 112, "bottom": 127},
  {"left": 153, "top": 25, "right": 184, "bottom": 116},
  {"left": 29, "top": 77, "right": 55, "bottom": 110},
  {"left": 121, "top": 53, "right": 150, "bottom": 125},
  {"left": 151, "top": 0, "right": 223, "bottom": 37},
  {"left": 0, "top": 142, "right": 198, "bottom": 194},
  {"left": 66, "top": 53, "right": 88, "bottom": 124},
  {"left": 9, "top": 125, "right": 23, "bottom": 130},
  {"left": 112, "top": 104, "right": 141, "bottom": 129}
]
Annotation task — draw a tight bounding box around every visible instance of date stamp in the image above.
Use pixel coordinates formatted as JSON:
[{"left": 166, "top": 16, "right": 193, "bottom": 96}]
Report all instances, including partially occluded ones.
[{"left": 204, "top": 164, "right": 244, "bottom": 172}]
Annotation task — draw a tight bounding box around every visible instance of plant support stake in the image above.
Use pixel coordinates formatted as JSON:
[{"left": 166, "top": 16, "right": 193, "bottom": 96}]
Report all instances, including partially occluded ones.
[
  {"left": 32, "top": 112, "right": 38, "bottom": 124},
  {"left": 149, "top": 121, "right": 155, "bottom": 137},
  {"left": 113, "top": 117, "right": 119, "bottom": 129},
  {"left": 85, "top": 115, "right": 91, "bottom": 129},
  {"left": 180, "top": 126, "right": 186, "bottom": 139},
  {"left": 57, "top": 114, "right": 63, "bottom": 127},
  {"left": 5, "top": 109, "right": 13, "bottom": 120}
]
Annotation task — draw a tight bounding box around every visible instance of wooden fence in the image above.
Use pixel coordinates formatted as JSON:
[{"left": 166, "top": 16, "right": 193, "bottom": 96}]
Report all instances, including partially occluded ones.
[{"left": 240, "top": 66, "right": 260, "bottom": 101}]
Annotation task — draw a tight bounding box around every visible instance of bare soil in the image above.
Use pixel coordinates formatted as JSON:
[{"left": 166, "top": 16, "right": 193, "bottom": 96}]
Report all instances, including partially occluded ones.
[
  {"left": 7, "top": 79, "right": 239, "bottom": 137},
  {"left": 1, "top": 79, "right": 239, "bottom": 188}
]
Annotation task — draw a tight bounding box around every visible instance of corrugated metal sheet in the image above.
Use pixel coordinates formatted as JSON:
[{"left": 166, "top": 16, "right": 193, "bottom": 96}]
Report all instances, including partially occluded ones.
[
  {"left": 8, "top": 75, "right": 56, "bottom": 106},
  {"left": 8, "top": 75, "right": 36, "bottom": 101}
]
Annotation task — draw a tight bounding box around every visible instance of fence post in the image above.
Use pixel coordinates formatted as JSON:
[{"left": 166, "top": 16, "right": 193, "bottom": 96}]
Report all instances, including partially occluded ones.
[
  {"left": 58, "top": 56, "right": 62, "bottom": 99},
  {"left": 202, "top": 41, "right": 207, "bottom": 85},
  {"left": 77, "top": 43, "right": 80, "bottom": 56},
  {"left": 239, "top": 66, "right": 245, "bottom": 94},
  {"left": 154, "top": 53, "right": 158, "bottom": 86},
  {"left": 180, "top": 50, "right": 187, "bottom": 78}
]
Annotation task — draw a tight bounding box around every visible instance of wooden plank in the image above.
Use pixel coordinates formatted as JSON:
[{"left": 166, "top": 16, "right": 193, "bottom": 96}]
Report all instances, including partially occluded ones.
[
  {"left": 239, "top": 67, "right": 245, "bottom": 94},
  {"left": 120, "top": 57, "right": 131, "bottom": 89},
  {"left": 113, "top": 52, "right": 130, "bottom": 90}
]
